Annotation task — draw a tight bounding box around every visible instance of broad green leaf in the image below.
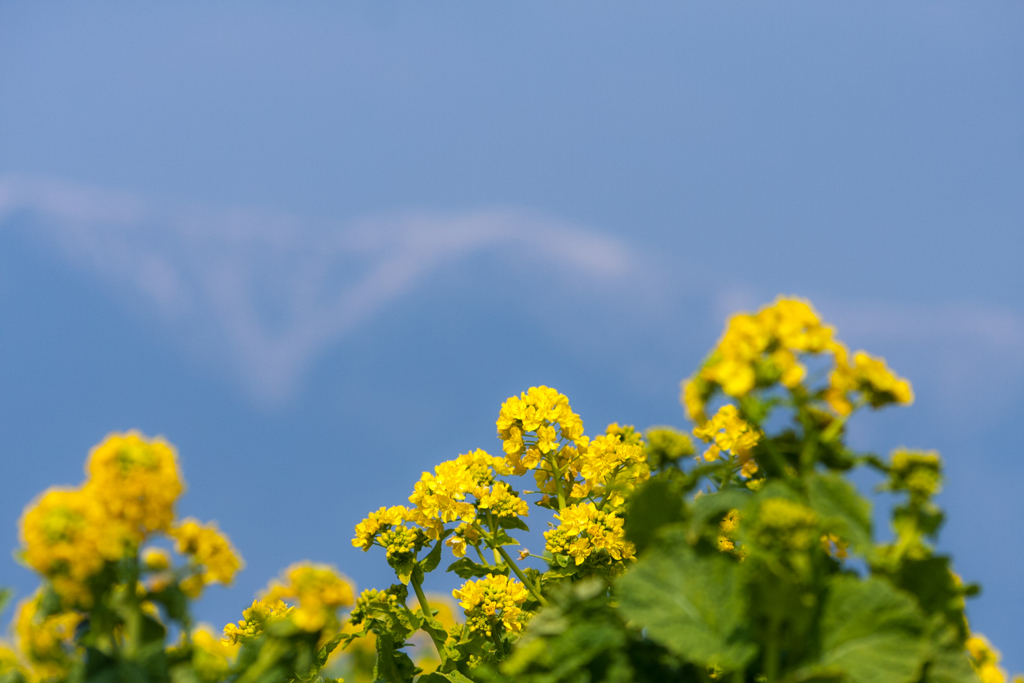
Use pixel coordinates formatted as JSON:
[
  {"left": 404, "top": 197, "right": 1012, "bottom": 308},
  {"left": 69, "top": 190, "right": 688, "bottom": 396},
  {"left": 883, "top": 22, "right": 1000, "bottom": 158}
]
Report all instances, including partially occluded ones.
[
  {"left": 813, "top": 576, "right": 927, "bottom": 683},
  {"left": 624, "top": 478, "right": 685, "bottom": 552},
  {"left": 617, "top": 535, "right": 756, "bottom": 670},
  {"left": 421, "top": 530, "right": 455, "bottom": 574},
  {"left": 446, "top": 557, "right": 505, "bottom": 579},
  {"left": 686, "top": 488, "right": 751, "bottom": 545},
  {"left": 919, "top": 618, "right": 981, "bottom": 683},
  {"left": 891, "top": 557, "right": 969, "bottom": 640},
  {"left": 806, "top": 473, "right": 872, "bottom": 557},
  {"left": 499, "top": 516, "right": 530, "bottom": 532}
]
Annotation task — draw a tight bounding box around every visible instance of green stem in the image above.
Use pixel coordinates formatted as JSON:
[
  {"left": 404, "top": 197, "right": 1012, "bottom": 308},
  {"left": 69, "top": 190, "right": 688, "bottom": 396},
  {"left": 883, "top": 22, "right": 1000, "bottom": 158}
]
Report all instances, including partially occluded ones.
[
  {"left": 496, "top": 546, "right": 547, "bottom": 607},
  {"left": 411, "top": 572, "right": 447, "bottom": 664},
  {"left": 547, "top": 450, "right": 566, "bottom": 512},
  {"left": 473, "top": 544, "right": 492, "bottom": 567}
]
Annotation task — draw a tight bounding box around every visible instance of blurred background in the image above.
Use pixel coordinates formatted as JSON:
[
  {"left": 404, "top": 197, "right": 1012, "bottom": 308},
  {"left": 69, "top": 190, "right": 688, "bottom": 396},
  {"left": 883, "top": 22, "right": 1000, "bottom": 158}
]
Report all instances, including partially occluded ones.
[{"left": 1, "top": 0, "right": 1021, "bottom": 669}]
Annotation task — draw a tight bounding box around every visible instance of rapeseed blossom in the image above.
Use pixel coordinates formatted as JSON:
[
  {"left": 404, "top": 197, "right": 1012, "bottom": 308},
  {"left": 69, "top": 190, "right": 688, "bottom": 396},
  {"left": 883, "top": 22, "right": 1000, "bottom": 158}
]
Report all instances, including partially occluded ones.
[
  {"left": 84, "top": 431, "right": 183, "bottom": 540},
  {"left": 968, "top": 634, "right": 1008, "bottom": 683},
  {"left": 352, "top": 505, "right": 411, "bottom": 551},
  {"left": 222, "top": 598, "right": 293, "bottom": 644},
  {"left": 263, "top": 562, "right": 355, "bottom": 632},
  {"left": 826, "top": 347, "right": 913, "bottom": 415},
  {"left": 682, "top": 298, "right": 836, "bottom": 421},
  {"left": 19, "top": 487, "right": 125, "bottom": 607},
  {"left": 496, "top": 387, "right": 587, "bottom": 475},
  {"left": 408, "top": 450, "right": 508, "bottom": 528},
  {"left": 692, "top": 405, "right": 761, "bottom": 479},
  {"left": 569, "top": 431, "right": 648, "bottom": 509},
  {"left": 544, "top": 502, "right": 635, "bottom": 570},
  {"left": 718, "top": 509, "right": 741, "bottom": 553},
  {"left": 14, "top": 591, "right": 81, "bottom": 681},
  {"left": 477, "top": 482, "right": 529, "bottom": 519},
  {"left": 452, "top": 575, "right": 531, "bottom": 637},
  {"left": 169, "top": 518, "right": 243, "bottom": 598},
  {"left": 190, "top": 625, "right": 238, "bottom": 683}
]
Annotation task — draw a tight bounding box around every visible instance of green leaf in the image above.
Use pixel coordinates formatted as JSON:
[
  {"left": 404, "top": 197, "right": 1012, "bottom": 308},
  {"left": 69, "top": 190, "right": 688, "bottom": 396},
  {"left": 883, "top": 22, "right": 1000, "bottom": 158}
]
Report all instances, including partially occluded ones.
[
  {"left": 624, "top": 477, "right": 685, "bottom": 552},
  {"left": 394, "top": 559, "right": 416, "bottom": 585},
  {"left": 890, "top": 556, "right": 969, "bottom": 640},
  {"left": 499, "top": 516, "right": 530, "bottom": 532},
  {"left": 0, "top": 588, "right": 10, "bottom": 617},
  {"left": 420, "top": 537, "right": 448, "bottom": 574},
  {"left": 810, "top": 575, "right": 928, "bottom": 683},
  {"left": 920, "top": 618, "right": 981, "bottom": 683},
  {"left": 617, "top": 534, "right": 756, "bottom": 670},
  {"left": 687, "top": 488, "right": 751, "bottom": 545},
  {"left": 316, "top": 633, "right": 345, "bottom": 667},
  {"left": 419, "top": 671, "right": 475, "bottom": 683},
  {"left": 490, "top": 529, "right": 520, "bottom": 547},
  {"left": 374, "top": 633, "right": 418, "bottom": 683},
  {"left": 806, "top": 473, "right": 872, "bottom": 557},
  {"left": 446, "top": 557, "right": 504, "bottom": 579}
]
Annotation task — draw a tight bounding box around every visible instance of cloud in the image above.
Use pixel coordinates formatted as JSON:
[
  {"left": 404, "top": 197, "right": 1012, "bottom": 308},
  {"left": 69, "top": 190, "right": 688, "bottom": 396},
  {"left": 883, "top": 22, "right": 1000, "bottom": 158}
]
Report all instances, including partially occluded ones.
[
  {"left": 0, "top": 174, "right": 648, "bottom": 402},
  {"left": 3, "top": 174, "right": 1022, "bottom": 419}
]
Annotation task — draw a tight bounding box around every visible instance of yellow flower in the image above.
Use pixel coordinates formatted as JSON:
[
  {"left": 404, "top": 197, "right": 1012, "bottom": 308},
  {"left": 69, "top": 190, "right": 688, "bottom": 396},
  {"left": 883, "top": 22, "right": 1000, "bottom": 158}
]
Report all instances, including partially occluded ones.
[
  {"left": 14, "top": 591, "right": 81, "bottom": 681},
  {"left": 263, "top": 562, "right": 355, "bottom": 632},
  {"left": 142, "top": 547, "right": 171, "bottom": 571},
  {"left": 544, "top": 502, "right": 635, "bottom": 570},
  {"left": 19, "top": 487, "right": 126, "bottom": 607},
  {"left": 568, "top": 431, "right": 649, "bottom": 509},
  {"left": 967, "top": 634, "right": 1007, "bottom": 683},
  {"left": 452, "top": 575, "right": 531, "bottom": 637},
  {"left": 496, "top": 387, "right": 587, "bottom": 473},
  {"left": 169, "top": 519, "right": 243, "bottom": 597},
  {"left": 693, "top": 297, "right": 837, "bottom": 404},
  {"left": 352, "top": 505, "right": 410, "bottom": 550},
  {"left": 223, "top": 598, "right": 293, "bottom": 644},
  {"left": 477, "top": 482, "right": 529, "bottom": 519},
  {"left": 83, "top": 431, "right": 184, "bottom": 540},
  {"left": 446, "top": 522, "right": 482, "bottom": 558},
  {"left": 826, "top": 347, "right": 913, "bottom": 415},
  {"left": 408, "top": 450, "right": 506, "bottom": 526},
  {"left": 692, "top": 405, "right": 760, "bottom": 467},
  {"left": 0, "top": 644, "right": 26, "bottom": 679},
  {"left": 191, "top": 624, "right": 238, "bottom": 683}
]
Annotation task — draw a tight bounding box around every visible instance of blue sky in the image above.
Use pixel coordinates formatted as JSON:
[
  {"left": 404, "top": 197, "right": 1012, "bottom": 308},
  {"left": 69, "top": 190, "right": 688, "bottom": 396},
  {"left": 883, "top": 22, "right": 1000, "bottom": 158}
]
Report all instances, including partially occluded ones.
[{"left": 1, "top": 0, "right": 1022, "bottom": 669}]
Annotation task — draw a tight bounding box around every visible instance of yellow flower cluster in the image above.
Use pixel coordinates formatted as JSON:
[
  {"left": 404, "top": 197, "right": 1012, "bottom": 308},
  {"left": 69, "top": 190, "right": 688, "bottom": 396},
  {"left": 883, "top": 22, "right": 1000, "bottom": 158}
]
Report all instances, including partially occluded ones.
[
  {"left": 754, "top": 498, "right": 819, "bottom": 552},
  {"left": 682, "top": 297, "right": 913, "bottom": 421},
  {"left": 352, "top": 505, "right": 411, "bottom": 551},
  {"left": 84, "top": 432, "right": 183, "bottom": 539},
  {"left": 692, "top": 405, "right": 761, "bottom": 478},
  {"left": 477, "top": 481, "right": 529, "bottom": 519},
  {"left": 568, "top": 431, "right": 648, "bottom": 509},
  {"left": 887, "top": 449, "right": 942, "bottom": 500},
  {"left": 718, "top": 509, "right": 741, "bottom": 552},
  {"left": 190, "top": 625, "right": 238, "bottom": 683},
  {"left": 19, "top": 487, "right": 125, "bottom": 607},
  {"left": 968, "top": 634, "right": 1009, "bottom": 683},
  {"left": 497, "top": 386, "right": 587, "bottom": 475},
  {"left": 683, "top": 298, "right": 836, "bottom": 421},
  {"left": 452, "top": 575, "right": 530, "bottom": 637},
  {"left": 0, "top": 645, "right": 23, "bottom": 679},
  {"left": 222, "top": 598, "right": 293, "bottom": 644},
  {"left": 408, "top": 449, "right": 510, "bottom": 529},
  {"left": 14, "top": 592, "right": 81, "bottom": 681},
  {"left": 826, "top": 348, "right": 913, "bottom": 415},
  {"left": 18, "top": 432, "right": 198, "bottom": 607},
  {"left": 263, "top": 562, "right": 355, "bottom": 632},
  {"left": 169, "top": 518, "right": 243, "bottom": 598},
  {"left": 544, "top": 502, "right": 635, "bottom": 568}
]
